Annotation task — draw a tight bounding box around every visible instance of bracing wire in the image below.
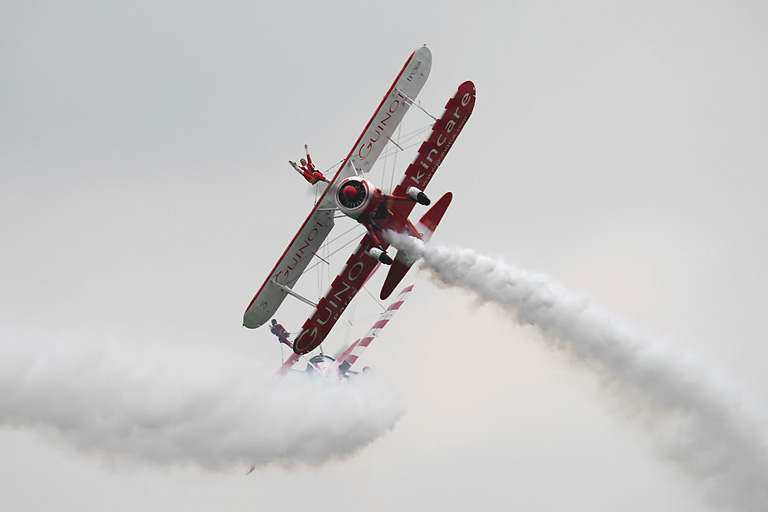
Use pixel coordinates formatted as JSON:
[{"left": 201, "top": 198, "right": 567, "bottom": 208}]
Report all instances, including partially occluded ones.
[
  {"left": 324, "top": 159, "right": 345, "bottom": 174},
  {"left": 360, "top": 283, "right": 387, "bottom": 312},
  {"left": 299, "top": 224, "right": 365, "bottom": 278},
  {"left": 390, "top": 121, "right": 403, "bottom": 192},
  {"left": 378, "top": 123, "right": 433, "bottom": 161}
]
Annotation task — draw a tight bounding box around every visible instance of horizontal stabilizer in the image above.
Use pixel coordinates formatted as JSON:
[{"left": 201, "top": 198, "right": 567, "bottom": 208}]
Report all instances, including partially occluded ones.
[{"left": 380, "top": 192, "right": 452, "bottom": 300}]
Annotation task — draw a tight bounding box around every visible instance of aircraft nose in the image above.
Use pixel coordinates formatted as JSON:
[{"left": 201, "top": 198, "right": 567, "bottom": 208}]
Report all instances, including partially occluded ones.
[{"left": 342, "top": 185, "right": 358, "bottom": 199}]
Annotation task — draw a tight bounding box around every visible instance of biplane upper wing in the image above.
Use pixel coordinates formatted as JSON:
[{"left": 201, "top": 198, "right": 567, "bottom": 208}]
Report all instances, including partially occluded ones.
[
  {"left": 316, "top": 46, "right": 432, "bottom": 209},
  {"left": 243, "top": 47, "right": 432, "bottom": 329}
]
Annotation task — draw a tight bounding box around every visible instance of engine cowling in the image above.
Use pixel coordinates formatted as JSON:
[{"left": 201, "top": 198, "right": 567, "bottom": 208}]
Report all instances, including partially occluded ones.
[{"left": 335, "top": 177, "right": 375, "bottom": 219}]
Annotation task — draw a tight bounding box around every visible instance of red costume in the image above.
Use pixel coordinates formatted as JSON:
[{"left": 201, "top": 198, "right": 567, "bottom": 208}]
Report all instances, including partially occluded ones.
[{"left": 289, "top": 145, "right": 328, "bottom": 184}]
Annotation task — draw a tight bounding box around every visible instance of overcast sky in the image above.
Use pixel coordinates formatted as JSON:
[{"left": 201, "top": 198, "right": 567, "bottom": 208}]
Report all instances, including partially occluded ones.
[{"left": 2, "top": 1, "right": 768, "bottom": 511}]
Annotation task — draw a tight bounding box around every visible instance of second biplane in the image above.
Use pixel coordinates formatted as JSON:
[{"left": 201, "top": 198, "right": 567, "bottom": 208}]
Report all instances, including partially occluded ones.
[
  {"left": 269, "top": 283, "right": 415, "bottom": 383},
  {"left": 244, "top": 45, "right": 475, "bottom": 355}
]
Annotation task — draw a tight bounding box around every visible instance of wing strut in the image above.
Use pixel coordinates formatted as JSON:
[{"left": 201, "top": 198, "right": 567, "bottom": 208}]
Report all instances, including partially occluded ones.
[
  {"left": 348, "top": 159, "right": 363, "bottom": 177},
  {"left": 270, "top": 279, "right": 318, "bottom": 308},
  {"left": 394, "top": 87, "right": 437, "bottom": 121}
]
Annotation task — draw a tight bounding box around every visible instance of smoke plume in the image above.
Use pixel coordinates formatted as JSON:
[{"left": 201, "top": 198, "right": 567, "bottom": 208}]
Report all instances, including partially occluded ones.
[
  {"left": 387, "top": 232, "right": 768, "bottom": 512},
  {"left": 0, "top": 328, "right": 404, "bottom": 471}
]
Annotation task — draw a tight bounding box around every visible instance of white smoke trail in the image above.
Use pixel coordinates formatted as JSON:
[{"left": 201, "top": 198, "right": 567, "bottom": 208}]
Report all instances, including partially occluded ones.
[
  {"left": 0, "top": 328, "right": 404, "bottom": 471},
  {"left": 387, "top": 232, "right": 768, "bottom": 512}
]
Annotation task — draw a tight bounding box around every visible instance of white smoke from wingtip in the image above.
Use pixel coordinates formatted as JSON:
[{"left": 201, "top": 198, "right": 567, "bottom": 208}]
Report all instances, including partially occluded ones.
[
  {"left": 0, "top": 328, "right": 405, "bottom": 471},
  {"left": 386, "top": 231, "right": 768, "bottom": 511}
]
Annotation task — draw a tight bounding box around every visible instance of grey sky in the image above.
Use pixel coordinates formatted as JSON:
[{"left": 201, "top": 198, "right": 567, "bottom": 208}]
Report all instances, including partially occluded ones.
[{"left": 2, "top": 1, "right": 768, "bottom": 511}]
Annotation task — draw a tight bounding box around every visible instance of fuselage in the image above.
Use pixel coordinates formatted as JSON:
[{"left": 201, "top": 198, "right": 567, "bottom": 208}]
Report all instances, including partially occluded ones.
[{"left": 334, "top": 177, "right": 421, "bottom": 241}]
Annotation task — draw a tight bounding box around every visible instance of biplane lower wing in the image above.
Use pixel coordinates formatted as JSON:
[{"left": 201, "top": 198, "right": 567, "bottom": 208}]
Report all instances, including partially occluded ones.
[
  {"left": 292, "top": 234, "right": 383, "bottom": 354},
  {"left": 243, "top": 208, "right": 335, "bottom": 329}
]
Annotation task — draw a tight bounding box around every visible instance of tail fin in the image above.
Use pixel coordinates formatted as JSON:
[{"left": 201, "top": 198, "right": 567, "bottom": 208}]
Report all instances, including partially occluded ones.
[{"left": 380, "top": 192, "right": 452, "bottom": 300}]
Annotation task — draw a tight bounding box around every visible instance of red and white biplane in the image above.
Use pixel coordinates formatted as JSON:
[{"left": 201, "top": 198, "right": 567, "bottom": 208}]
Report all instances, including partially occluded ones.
[{"left": 243, "top": 46, "right": 475, "bottom": 360}]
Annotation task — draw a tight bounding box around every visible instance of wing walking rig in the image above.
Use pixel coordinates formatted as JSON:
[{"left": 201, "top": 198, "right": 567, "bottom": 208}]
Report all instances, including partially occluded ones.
[{"left": 243, "top": 46, "right": 475, "bottom": 356}]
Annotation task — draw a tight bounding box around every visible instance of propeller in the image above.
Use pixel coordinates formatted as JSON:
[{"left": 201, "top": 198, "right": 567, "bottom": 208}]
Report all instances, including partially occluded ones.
[{"left": 337, "top": 179, "right": 367, "bottom": 209}]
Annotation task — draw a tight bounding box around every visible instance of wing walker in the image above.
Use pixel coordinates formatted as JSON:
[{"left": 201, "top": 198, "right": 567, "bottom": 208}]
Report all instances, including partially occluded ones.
[
  {"left": 243, "top": 46, "right": 475, "bottom": 376},
  {"left": 289, "top": 144, "right": 328, "bottom": 185}
]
